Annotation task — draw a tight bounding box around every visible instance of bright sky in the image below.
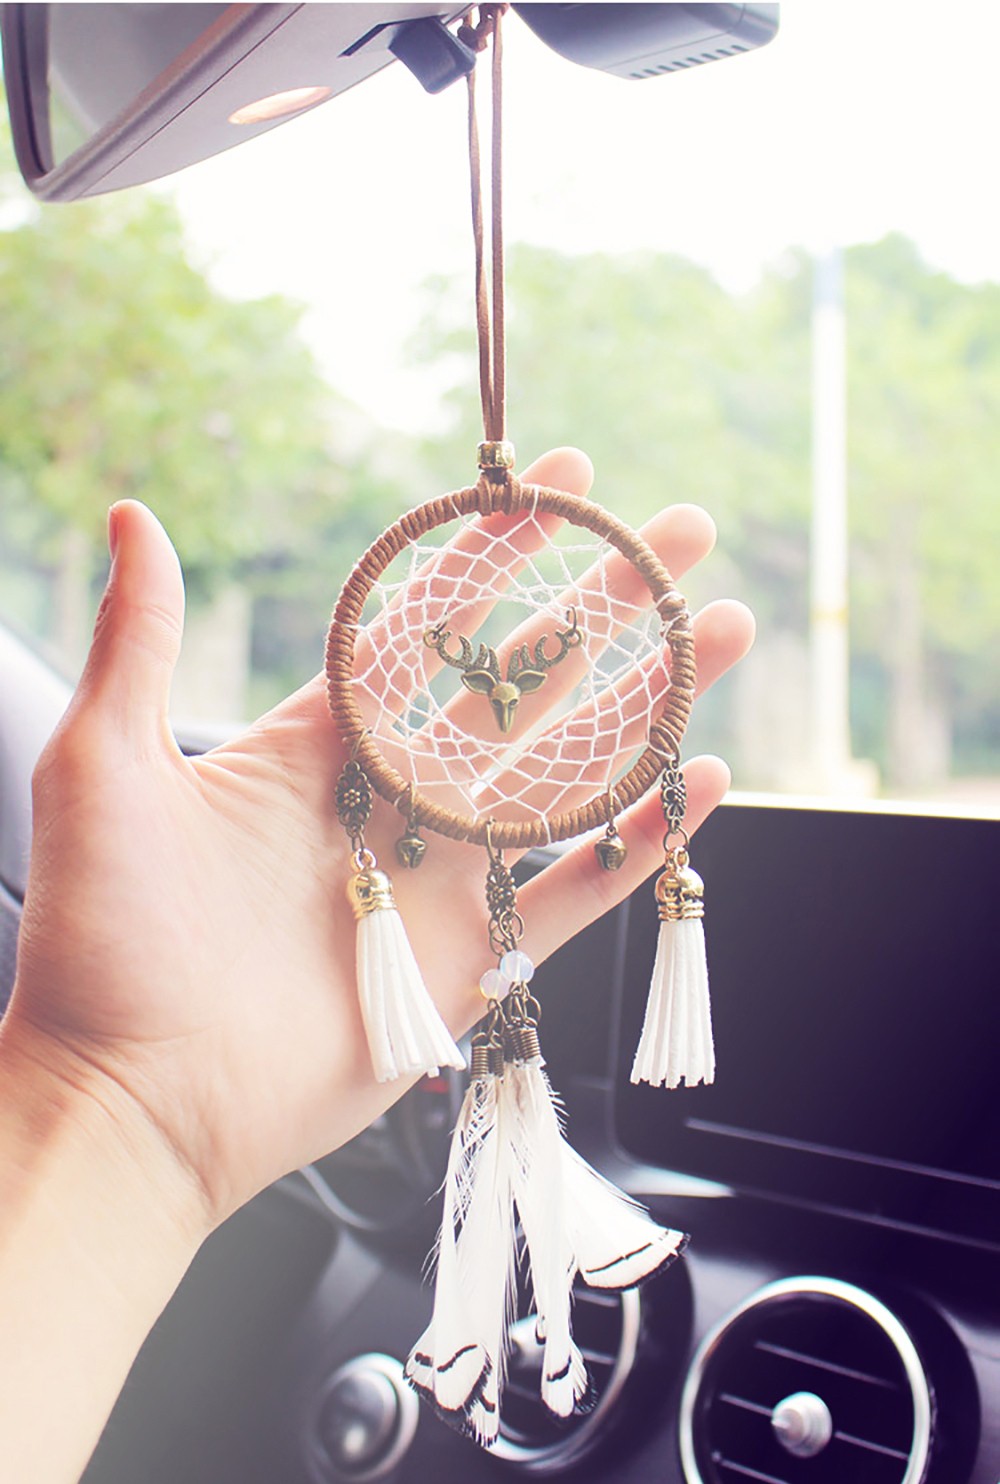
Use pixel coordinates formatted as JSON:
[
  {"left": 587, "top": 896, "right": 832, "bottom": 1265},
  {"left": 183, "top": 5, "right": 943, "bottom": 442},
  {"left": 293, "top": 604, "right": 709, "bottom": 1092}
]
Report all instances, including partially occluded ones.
[{"left": 169, "top": 1, "right": 1000, "bottom": 431}]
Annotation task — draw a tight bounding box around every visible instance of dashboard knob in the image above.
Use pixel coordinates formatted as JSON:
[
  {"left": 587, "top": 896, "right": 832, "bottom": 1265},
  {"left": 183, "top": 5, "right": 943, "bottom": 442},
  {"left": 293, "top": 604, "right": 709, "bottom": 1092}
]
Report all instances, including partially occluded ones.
[
  {"left": 770, "top": 1390, "right": 834, "bottom": 1458},
  {"left": 315, "top": 1354, "right": 418, "bottom": 1481}
]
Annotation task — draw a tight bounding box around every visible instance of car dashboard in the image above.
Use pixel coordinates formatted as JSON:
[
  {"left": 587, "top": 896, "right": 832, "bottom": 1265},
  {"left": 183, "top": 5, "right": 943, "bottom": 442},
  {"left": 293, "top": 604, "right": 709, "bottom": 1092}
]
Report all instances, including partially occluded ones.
[{"left": 1, "top": 624, "right": 998, "bottom": 1484}]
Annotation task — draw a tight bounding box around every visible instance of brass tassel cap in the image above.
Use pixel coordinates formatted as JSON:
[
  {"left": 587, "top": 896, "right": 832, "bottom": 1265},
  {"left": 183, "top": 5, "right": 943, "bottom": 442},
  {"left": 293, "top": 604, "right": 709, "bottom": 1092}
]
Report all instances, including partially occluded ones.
[
  {"left": 347, "top": 867, "right": 397, "bottom": 919},
  {"left": 654, "top": 861, "right": 705, "bottom": 922}
]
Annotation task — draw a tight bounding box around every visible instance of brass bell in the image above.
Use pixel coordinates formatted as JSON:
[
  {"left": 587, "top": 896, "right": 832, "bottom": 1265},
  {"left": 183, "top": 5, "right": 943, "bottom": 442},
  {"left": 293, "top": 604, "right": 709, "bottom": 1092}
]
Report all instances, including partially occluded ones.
[
  {"left": 395, "top": 829, "right": 427, "bottom": 869},
  {"left": 595, "top": 827, "right": 628, "bottom": 871}
]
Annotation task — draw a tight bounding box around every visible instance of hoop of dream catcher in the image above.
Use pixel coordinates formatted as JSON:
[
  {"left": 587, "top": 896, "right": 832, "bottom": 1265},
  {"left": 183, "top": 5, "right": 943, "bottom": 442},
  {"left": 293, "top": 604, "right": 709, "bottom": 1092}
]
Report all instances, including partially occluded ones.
[
  {"left": 323, "top": 4, "right": 716, "bottom": 1447},
  {"left": 327, "top": 474, "right": 695, "bottom": 848}
]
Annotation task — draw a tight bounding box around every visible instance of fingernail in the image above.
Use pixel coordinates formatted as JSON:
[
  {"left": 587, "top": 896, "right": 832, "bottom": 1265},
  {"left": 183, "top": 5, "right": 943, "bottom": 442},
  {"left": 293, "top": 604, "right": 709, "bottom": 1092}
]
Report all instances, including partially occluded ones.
[{"left": 108, "top": 504, "right": 120, "bottom": 559}]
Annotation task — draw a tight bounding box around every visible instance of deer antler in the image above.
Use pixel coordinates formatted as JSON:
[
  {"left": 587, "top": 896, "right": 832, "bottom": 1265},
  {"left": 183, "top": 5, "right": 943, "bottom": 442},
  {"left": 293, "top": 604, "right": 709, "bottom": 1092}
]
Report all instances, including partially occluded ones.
[
  {"left": 424, "top": 610, "right": 583, "bottom": 734},
  {"left": 506, "top": 644, "right": 532, "bottom": 686},
  {"left": 508, "top": 608, "right": 582, "bottom": 681},
  {"left": 424, "top": 626, "right": 502, "bottom": 681}
]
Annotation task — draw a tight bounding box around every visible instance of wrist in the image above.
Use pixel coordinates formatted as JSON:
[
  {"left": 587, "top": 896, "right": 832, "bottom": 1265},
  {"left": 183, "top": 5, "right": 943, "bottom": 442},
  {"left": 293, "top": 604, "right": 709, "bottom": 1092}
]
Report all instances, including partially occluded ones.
[
  {"left": 0, "top": 1007, "right": 211, "bottom": 1482},
  {"left": 0, "top": 1004, "right": 213, "bottom": 1260}
]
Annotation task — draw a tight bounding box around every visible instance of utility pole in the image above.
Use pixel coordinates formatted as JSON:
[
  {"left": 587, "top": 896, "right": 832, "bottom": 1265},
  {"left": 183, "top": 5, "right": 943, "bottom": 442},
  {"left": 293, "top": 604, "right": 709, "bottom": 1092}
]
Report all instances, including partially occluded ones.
[{"left": 809, "top": 246, "right": 855, "bottom": 792}]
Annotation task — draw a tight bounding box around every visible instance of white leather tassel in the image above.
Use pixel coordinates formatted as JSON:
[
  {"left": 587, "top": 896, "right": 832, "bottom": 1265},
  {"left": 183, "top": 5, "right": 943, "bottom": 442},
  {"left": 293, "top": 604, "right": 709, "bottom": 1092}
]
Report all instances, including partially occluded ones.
[
  {"left": 347, "top": 864, "right": 465, "bottom": 1084},
  {"left": 405, "top": 1059, "right": 513, "bottom": 1442},
  {"left": 631, "top": 854, "right": 715, "bottom": 1089}
]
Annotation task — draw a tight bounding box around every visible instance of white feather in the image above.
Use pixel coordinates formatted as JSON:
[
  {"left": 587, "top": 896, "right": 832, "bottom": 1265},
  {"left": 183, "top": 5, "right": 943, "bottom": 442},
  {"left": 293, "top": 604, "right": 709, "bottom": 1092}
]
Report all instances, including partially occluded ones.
[
  {"left": 356, "top": 907, "right": 465, "bottom": 1083},
  {"left": 630, "top": 916, "right": 715, "bottom": 1089},
  {"left": 455, "top": 1079, "right": 515, "bottom": 1437},
  {"left": 465, "top": 1351, "right": 501, "bottom": 1447},
  {"left": 405, "top": 1073, "right": 514, "bottom": 1429},
  {"left": 410, "top": 1063, "right": 690, "bottom": 1445},
  {"left": 406, "top": 1079, "right": 489, "bottom": 1413},
  {"left": 563, "top": 1145, "right": 688, "bottom": 1290},
  {"left": 506, "top": 1062, "right": 589, "bottom": 1419}
]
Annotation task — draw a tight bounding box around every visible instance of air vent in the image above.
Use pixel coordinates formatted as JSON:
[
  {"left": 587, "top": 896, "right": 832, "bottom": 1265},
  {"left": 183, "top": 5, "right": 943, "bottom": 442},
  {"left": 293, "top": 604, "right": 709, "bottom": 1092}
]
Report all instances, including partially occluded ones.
[
  {"left": 490, "top": 1284, "right": 641, "bottom": 1473},
  {"left": 679, "top": 1278, "right": 935, "bottom": 1484}
]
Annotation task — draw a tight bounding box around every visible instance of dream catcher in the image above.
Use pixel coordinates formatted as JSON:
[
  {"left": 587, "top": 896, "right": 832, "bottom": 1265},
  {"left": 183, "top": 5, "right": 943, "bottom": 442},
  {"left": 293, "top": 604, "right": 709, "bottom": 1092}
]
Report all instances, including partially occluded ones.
[{"left": 325, "top": 5, "right": 714, "bottom": 1447}]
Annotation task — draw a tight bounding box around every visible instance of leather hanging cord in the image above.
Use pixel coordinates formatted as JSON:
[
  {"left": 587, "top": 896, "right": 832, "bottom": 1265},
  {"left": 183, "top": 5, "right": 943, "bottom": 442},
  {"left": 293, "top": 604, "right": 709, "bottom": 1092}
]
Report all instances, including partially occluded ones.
[
  {"left": 467, "top": 34, "right": 492, "bottom": 437},
  {"left": 489, "top": 9, "right": 505, "bottom": 441},
  {"left": 462, "top": 5, "right": 507, "bottom": 444}
]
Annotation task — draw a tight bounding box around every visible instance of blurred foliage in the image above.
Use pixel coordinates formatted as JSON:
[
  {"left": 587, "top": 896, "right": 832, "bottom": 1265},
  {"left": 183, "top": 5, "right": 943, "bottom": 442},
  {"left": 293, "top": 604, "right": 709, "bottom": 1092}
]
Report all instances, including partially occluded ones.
[
  {"left": 845, "top": 235, "right": 1000, "bottom": 780},
  {"left": 411, "top": 247, "right": 811, "bottom": 627},
  {"left": 0, "top": 87, "right": 410, "bottom": 697},
  {"left": 1, "top": 77, "right": 997, "bottom": 787},
  {"left": 0, "top": 205, "right": 337, "bottom": 592},
  {"left": 410, "top": 239, "right": 1000, "bottom": 787}
]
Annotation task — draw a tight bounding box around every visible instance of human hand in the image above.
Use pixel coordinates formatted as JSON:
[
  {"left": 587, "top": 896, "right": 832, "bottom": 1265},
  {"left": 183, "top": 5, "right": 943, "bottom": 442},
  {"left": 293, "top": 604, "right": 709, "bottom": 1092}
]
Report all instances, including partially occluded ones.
[{"left": 4, "top": 447, "right": 754, "bottom": 1242}]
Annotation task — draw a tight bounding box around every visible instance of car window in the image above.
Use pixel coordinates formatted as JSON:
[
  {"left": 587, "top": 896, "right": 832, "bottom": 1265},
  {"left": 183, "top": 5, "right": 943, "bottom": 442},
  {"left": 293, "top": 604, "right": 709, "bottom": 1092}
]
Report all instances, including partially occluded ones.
[{"left": 1, "top": 1, "right": 997, "bottom": 810}]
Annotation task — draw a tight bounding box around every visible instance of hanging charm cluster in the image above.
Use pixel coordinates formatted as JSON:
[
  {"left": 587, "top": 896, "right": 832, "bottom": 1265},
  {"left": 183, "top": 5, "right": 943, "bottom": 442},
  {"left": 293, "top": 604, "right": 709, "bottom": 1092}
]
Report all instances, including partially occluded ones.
[
  {"left": 336, "top": 752, "right": 464, "bottom": 1085},
  {"left": 405, "top": 834, "right": 688, "bottom": 1443},
  {"left": 630, "top": 756, "right": 715, "bottom": 1089}
]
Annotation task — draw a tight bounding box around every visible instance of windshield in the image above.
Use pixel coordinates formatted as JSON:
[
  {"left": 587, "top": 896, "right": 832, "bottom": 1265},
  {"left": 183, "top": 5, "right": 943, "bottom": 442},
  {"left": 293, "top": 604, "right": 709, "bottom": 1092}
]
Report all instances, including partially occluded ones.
[{"left": 1, "top": 1, "right": 997, "bottom": 810}]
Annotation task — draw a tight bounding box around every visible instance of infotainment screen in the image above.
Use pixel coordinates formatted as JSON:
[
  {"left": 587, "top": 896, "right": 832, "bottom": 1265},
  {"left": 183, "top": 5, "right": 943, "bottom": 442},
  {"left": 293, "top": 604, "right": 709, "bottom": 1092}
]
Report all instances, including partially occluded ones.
[{"left": 613, "top": 802, "right": 1000, "bottom": 1249}]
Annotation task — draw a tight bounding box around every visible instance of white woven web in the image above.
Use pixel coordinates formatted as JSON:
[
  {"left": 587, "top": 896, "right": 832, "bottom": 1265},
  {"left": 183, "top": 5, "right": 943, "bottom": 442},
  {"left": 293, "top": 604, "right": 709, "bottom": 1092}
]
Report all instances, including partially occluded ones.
[{"left": 353, "top": 504, "right": 671, "bottom": 835}]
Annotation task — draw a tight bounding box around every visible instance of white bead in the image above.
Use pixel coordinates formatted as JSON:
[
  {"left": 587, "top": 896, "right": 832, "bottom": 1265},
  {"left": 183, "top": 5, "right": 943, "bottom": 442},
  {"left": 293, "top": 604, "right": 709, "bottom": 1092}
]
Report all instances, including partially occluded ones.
[
  {"left": 499, "top": 949, "right": 534, "bottom": 985},
  {"left": 479, "top": 968, "right": 507, "bottom": 999}
]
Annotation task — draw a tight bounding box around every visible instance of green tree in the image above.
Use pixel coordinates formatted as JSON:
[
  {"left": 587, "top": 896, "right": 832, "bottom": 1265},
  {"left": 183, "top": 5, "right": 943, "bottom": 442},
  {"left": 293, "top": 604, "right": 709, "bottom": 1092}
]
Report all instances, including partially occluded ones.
[
  {"left": 412, "top": 246, "right": 809, "bottom": 574},
  {"left": 410, "top": 244, "right": 812, "bottom": 778},
  {"left": 0, "top": 90, "right": 412, "bottom": 715},
  {"left": 846, "top": 234, "right": 1000, "bottom": 786},
  {"left": 0, "top": 191, "right": 336, "bottom": 637},
  {"left": 410, "top": 238, "right": 1000, "bottom": 791}
]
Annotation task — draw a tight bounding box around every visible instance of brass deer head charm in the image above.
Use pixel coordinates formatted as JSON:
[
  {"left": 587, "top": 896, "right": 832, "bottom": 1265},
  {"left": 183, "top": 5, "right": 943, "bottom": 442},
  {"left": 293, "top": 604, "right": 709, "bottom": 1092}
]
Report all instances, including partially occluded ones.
[{"left": 424, "top": 609, "right": 582, "bottom": 733}]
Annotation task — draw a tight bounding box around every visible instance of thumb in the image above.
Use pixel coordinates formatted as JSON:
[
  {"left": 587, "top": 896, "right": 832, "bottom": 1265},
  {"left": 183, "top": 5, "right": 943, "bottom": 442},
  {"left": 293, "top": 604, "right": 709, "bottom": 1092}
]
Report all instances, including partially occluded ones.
[{"left": 76, "top": 501, "right": 186, "bottom": 746}]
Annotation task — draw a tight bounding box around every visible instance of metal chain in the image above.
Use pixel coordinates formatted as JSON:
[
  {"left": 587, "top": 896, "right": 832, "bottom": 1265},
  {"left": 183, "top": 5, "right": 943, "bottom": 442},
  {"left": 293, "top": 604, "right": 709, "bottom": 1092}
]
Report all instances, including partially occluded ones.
[
  {"left": 485, "top": 849, "right": 524, "bottom": 956},
  {"left": 660, "top": 757, "right": 688, "bottom": 839},
  {"left": 335, "top": 757, "right": 373, "bottom": 853}
]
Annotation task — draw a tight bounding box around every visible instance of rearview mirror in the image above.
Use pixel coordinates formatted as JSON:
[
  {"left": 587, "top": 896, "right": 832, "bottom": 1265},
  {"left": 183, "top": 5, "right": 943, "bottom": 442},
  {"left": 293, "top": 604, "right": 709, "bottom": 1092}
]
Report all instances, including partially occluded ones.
[
  {"left": 0, "top": 3, "right": 469, "bottom": 202},
  {"left": 1, "top": 3, "right": 779, "bottom": 203}
]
